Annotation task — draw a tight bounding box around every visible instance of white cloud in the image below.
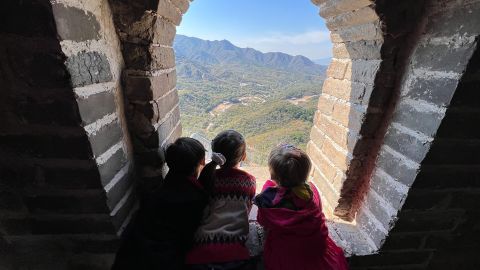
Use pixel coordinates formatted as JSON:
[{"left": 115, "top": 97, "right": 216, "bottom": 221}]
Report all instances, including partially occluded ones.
[{"left": 243, "top": 30, "right": 331, "bottom": 45}]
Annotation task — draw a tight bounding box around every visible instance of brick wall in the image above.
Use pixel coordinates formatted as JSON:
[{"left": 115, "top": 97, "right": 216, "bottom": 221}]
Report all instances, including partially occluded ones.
[
  {"left": 109, "top": 0, "right": 188, "bottom": 189},
  {"left": 311, "top": 0, "right": 480, "bottom": 268},
  {"left": 0, "top": 0, "right": 137, "bottom": 268}
]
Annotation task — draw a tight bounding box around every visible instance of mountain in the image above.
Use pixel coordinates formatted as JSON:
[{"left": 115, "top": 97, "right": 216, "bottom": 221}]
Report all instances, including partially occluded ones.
[{"left": 174, "top": 35, "right": 324, "bottom": 75}]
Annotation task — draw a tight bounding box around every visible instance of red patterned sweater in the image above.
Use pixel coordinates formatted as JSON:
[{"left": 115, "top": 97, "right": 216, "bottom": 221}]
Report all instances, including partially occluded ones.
[{"left": 186, "top": 167, "right": 256, "bottom": 264}]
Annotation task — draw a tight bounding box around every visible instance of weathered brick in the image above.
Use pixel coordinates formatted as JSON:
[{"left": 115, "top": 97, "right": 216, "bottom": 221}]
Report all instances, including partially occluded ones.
[
  {"left": 414, "top": 165, "right": 480, "bottom": 189},
  {"left": 401, "top": 189, "right": 453, "bottom": 211},
  {"left": 321, "top": 137, "right": 350, "bottom": 171},
  {"left": 332, "top": 102, "right": 364, "bottom": 132},
  {"left": 356, "top": 208, "right": 386, "bottom": 248},
  {"left": 345, "top": 59, "right": 381, "bottom": 84},
  {"left": 317, "top": 95, "right": 335, "bottom": 115},
  {"left": 394, "top": 209, "right": 464, "bottom": 232},
  {"left": 157, "top": 0, "right": 182, "bottom": 25},
  {"left": 106, "top": 171, "right": 133, "bottom": 211},
  {"left": 320, "top": 0, "right": 372, "bottom": 19},
  {"left": 364, "top": 190, "right": 396, "bottom": 230},
  {"left": 65, "top": 51, "right": 113, "bottom": 87},
  {"left": 157, "top": 107, "right": 181, "bottom": 141},
  {"left": 123, "top": 44, "right": 175, "bottom": 70},
  {"left": 154, "top": 18, "right": 177, "bottom": 45},
  {"left": 308, "top": 140, "right": 338, "bottom": 181},
  {"left": 330, "top": 22, "right": 382, "bottom": 43},
  {"left": 76, "top": 90, "right": 116, "bottom": 125},
  {"left": 404, "top": 77, "right": 458, "bottom": 106},
  {"left": 315, "top": 113, "right": 350, "bottom": 148},
  {"left": 327, "top": 59, "right": 349, "bottom": 79},
  {"left": 370, "top": 169, "right": 407, "bottom": 210},
  {"left": 392, "top": 101, "right": 444, "bottom": 137},
  {"left": 170, "top": 0, "right": 190, "bottom": 14},
  {"left": 309, "top": 125, "right": 326, "bottom": 148},
  {"left": 51, "top": 4, "right": 100, "bottom": 41},
  {"left": 152, "top": 89, "right": 179, "bottom": 124},
  {"left": 326, "top": 6, "right": 378, "bottom": 31},
  {"left": 426, "top": 3, "right": 480, "bottom": 37},
  {"left": 88, "top": 121, "right": 123, "bottom": 157},
  {"left": 333, "top": 40, "right": 382, "bottom": 60},
  {"left": 98, "top": 148, "right": 127, "bottom": 186},
  {"left": 323, "top": 78, "right": 372, "bottom": 105},
  {"left": 424, "top": 138, "right": 480, "bottom": 165},
  {"left": 124, "top": 70, "right": 176, "bottom": 102},
  {"left": 25, "top": 190, "right": 109, "bottom": 214},
  {"left": 111, "top": 188, "right": 136, "bottom": 230},
  {"left": 412, "top": 42, "right": 477, "bottom": 74},
  {"left": 42, "top": 162, "right": 101, "bottom": 189},
  {"left": 376, "top": 147, "right": 419, "bottom": 187},
  {"left": 383, "top": 126, "right": 430, "bottom": 164}
]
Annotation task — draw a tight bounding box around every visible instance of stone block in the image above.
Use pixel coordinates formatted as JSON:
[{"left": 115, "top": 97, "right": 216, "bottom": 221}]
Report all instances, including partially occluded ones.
[
  {"left": 412, "top": 42, "right": 477, "bottom": 74},
  {"left": 355, "top": 208, "right": 386, "bottom": 248},
  {"left": 98, "top": 148, "right": 127, "bottom": 186},
  {"left": 426, "top": 3, "right": 480, "bottom": 37},
  {"left": 122, "top": 44, "right": 175, "bottom": 70},
  {"left": 394, "top": 209, "right": 464, "bottom": 232},
  {"left": 154, "top": 18, "right": 177, "bottom": 45},
  {"left": 309, "top": 125, "right": 326, "bottom": 148},
  {"left": 415, "top": 165, "right": 480, "bottom": 189},
  {"left": 42, "top": 162, "right": 102, "bottom": 189},
  {"left": 321, "top": 137, "right": 350, "bottom": 172},
  {"left": 0, "top": 133, "right": 92, "bottom": 159},
  {"left": 124, "top": 70, "right": 176, "bottom": 102},
  {"left": 376, "top": 147, "right": 419, "bottom": 187},
  {"left": 333, "top": 40, "right": 382, "bottom": 60},
  {"left": 330, "top": 22, "right": 382, "bottom": 43},
  {"left": 317, "top": 95, "right": 335, "bottom": 115},
  {"left": 424, "top": 138, "right": 480, "bottom": 165},
  {"left": 383, "top": 125, "right": 430, "bottom": 164},
  {"left": 322, "top": 78, "right": 372, "bottom": 105},
  {"left": 332, "top": 102, "right": 364, "bottom": 132},
  {"left": 392, "top": 101, "right": 444, "bottom": 137},
  {"left": 157, "top": 0, "right": 182, "bottom": 26},
  {"left": 326, "top": 60, "right": 349, "bottom": 79},
  {"left": 88, "top": 121, "right": 123, "bottom": 157},
  {"left": 370, "top": 169, "right": 407, "bottom": 210},
  {"left": 25, "top": 190, "right": 109, "bottom": 214},
  {"left": 170, "top": 0, "right": 190, "bottom": 14},
  {"left": 76, "top": 90, "right": 116, "bottom": 125},
  {"left": 405, "top": 76, "right": 458, "bottom": 106},
  {"left": 345, "top": 59, "right": 381, "bottom": 84},
  {"left": 106, "top": 171, "right": 133, "bottom": 211},
  {"left": 320, "top": 0, "right": 372, "bottom": 19},
  {"left": 110, "top": 190, "right": 136, "bottom": 230},
  {"left": 65, "top": 51, "right": 113, "bottom": 87},
  {"left": 315, "top": 113, "right": 349, "bottom": 148},
  {"left": 152, "top": 89, "right": 179, "bottom": 124},
  {"left": 52, "top": 4, "right": 100, "bottom": 41},
  {"left": 326, "top": 6, "right": 378, "bottom": 31},
  {"left": 308, "top": 140, "right": 338, "bottom": 181},
  {"left": 381, "top": 233, "right": 425, "bottom": 251},
  {"left": 157, "top": 107, "right": 181, "bottom": 141}
]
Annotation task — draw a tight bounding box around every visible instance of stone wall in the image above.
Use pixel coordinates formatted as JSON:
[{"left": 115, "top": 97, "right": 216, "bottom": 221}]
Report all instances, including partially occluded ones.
[
  {"left": 310, "top": 0, "right": 480, "bottom": 268},
  {"left": 0, "top": 0, "right": 136, "bottom": 268}
]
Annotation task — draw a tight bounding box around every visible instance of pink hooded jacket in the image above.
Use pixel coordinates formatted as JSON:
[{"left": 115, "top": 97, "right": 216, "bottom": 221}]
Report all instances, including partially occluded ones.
[{"left": 255, "top": 180, "right": 348, "bottom": 270}]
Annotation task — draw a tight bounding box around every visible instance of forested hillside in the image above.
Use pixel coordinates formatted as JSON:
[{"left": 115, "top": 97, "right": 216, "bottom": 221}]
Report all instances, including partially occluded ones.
[{"left": 175, "top": 35, "right": 327, "bottom": 165}]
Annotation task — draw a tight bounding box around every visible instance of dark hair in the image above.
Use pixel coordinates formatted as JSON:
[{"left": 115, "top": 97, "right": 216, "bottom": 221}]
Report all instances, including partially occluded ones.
[
  {"left": 268, "top": 144, "right": 312, "bottom": 188},
  {"left": 165, "top": 137, "right": 206, "bottom": 175},
  {"left": 212, "top": 130, "right": 246, "bottom": 168}
]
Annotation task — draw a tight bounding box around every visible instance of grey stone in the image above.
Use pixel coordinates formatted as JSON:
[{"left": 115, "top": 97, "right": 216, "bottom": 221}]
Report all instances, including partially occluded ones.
[
  {"left": 406, "top": 77, "right": 458, "bottom": 106},
  {"left": 392, "top": 101, "right": 444, "bottom": 137},
  {"left": 370, "top": 170, "right": 406, "bottom": 210},
  {"left": 106, "top": 169, "right": 133, "bottom": 210},
  {"left": 376, "top": 147, "right": 419, "bottom": 187},
  {"left": 52, "top": 4, "right": 100, "bottom": 41},
  {"left": 383, "top": 125, "right": 430, "bottom": 163},
  {"left": 412, "top": 42, "right": 476, "bottom": 74},
  {"left": 427, "top": 3, "right": 480, "bottom": 37},
  {"left": 88, "top": 121, "right": 123, "bottom": 157},
  {"left": 76, "top": 90, "right": 116, "bottom": 125},
  {"left": 65, "top": 51, "right": 113, "bottom": 87},
  {"left": 98, "top": 148, "right": 127, "bottom": 186}
]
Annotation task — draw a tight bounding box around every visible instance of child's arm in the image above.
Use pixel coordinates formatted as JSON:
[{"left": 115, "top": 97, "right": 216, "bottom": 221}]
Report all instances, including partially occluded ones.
[{"left": 262, "top": 179, "right": 277, "bottom": 192}]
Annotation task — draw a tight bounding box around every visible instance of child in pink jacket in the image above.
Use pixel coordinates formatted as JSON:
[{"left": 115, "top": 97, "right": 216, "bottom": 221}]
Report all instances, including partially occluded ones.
[{"left": 254, "top": 144, "right": 348, "bottom": 270}]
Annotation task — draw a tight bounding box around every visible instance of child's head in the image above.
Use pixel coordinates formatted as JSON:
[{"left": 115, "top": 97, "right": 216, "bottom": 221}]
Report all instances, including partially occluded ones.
[
  {"left": 268, "top": 144, "right": 312, "bottom": 188},
  {"left": 165, "top": 137, "right": 206, "bottom": 176},
  {"left": 212, "top": 130, "right": 246, "bottom": 168}
]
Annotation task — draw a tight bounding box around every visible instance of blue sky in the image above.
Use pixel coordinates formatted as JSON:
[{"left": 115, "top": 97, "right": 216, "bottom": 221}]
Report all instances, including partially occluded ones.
[{"left": 177, "top": 0, "right": 332, "bottom": 60}]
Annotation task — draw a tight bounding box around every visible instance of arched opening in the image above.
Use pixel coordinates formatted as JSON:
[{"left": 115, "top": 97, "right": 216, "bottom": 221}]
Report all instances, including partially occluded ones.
[{"left": 174, "top": 0, "right": 331, "bottom": 187}]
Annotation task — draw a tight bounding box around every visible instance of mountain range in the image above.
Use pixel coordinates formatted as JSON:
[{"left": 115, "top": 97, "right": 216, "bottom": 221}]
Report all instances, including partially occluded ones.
[{"left": 174, "top": 35, "right": 325, "bottom": 76}]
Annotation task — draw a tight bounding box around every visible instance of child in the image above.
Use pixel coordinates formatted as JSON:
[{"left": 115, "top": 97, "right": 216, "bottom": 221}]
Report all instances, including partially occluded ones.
[
  {"left": 112, "top": 137, "right": 221, "bottom": 270},
  {"left": 254, "top": 144, "right": 348, "bottom": 270},
  {"left": 186, "top": 130, "right": 257, "bottom": 270}
]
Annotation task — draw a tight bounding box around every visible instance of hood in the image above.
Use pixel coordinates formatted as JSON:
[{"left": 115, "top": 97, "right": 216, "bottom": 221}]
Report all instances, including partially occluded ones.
[{"left": 257, "top": 201, "right": 327, "bottom": 236}]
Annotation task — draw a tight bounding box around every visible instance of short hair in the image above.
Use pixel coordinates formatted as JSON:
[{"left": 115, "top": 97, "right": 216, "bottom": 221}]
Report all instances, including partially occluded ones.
[
  {"left": 268, "top": 144, "right": 312, "bottom": 188},
  {"left": 165, "top": 137, "right": 206, "bottom": 175},
  {"left": 212, "top": 130, "right": 246, "bottom": 168}
]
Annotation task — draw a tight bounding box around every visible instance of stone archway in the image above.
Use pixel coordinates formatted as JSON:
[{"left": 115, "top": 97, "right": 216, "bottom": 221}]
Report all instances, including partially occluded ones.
[{"left": 1, "top": 0, "right": 480, "bottom": 269}]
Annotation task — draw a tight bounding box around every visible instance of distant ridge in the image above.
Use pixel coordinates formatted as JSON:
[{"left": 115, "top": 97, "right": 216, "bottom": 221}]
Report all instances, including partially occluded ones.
[{"left": 174, "top": 35, "right": 325, "bottom": 75}]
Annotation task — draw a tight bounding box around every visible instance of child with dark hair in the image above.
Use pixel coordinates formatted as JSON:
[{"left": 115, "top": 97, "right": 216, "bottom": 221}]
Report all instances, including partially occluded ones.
[
  {"left": 112, "top": 137, "right": 221, "bottom": 270},
  {"left": 186, "top": 130, "right": 257, "bottom": 270},
  {"left": 254, "top": 144, "right": 348, "bottom": 270}
]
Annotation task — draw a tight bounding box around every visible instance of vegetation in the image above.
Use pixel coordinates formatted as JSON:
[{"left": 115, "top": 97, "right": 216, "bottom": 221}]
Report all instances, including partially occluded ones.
[{"left": 175, "top": 35, "right": 327, "bottom": 165}]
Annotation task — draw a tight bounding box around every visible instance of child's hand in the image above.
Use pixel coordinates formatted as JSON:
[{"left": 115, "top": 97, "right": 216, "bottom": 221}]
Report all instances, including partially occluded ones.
[{"left": 211, "top": 152, "right": 226, "bottom": 166}]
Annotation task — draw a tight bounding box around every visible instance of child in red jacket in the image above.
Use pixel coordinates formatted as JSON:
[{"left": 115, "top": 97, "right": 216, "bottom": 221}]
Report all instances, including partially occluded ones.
[{"left": 254, "top": 144, "right": 348, "bottom": 270}]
